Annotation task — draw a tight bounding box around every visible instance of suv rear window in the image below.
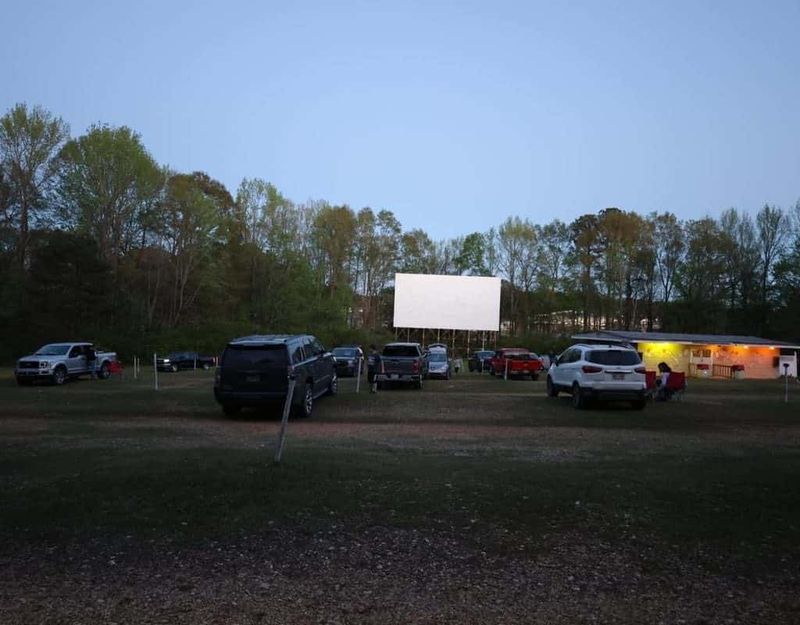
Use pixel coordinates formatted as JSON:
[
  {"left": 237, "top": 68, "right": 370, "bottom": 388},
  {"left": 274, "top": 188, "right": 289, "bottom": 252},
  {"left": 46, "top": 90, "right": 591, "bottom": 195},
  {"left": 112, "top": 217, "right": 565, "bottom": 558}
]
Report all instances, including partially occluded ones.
[
  {"left": 383, "top": 345, "right": 420, "bottom": 357},
  {"left": 587, "top": 350, "right": 641, "bottom": 366},
  {"left": 224, "top": 345, "right": 288, "bottom": 369}
]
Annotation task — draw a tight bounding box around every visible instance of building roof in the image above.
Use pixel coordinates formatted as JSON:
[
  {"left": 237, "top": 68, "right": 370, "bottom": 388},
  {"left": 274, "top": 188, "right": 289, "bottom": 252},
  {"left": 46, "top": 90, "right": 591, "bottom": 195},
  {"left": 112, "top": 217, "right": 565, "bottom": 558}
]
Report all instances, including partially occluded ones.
[{"left": 571, "top": 330, "right": 800, "bottom": 349}]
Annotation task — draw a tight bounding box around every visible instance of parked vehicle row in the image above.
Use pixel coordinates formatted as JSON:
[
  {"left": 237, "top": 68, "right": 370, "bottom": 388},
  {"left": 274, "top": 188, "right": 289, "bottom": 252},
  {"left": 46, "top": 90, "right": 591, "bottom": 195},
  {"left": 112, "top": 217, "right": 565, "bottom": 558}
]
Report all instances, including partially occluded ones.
[{"left": 13, "top": 337, "right": 649, "bottom": 412}]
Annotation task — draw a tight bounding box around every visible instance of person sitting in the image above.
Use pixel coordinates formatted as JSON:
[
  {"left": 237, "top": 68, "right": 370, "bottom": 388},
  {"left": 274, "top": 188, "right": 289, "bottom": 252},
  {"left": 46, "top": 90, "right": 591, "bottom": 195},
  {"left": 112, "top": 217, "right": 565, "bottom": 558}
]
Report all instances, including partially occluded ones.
[{"left": 656, "top": 361, "right": 672, "bottom": 400}]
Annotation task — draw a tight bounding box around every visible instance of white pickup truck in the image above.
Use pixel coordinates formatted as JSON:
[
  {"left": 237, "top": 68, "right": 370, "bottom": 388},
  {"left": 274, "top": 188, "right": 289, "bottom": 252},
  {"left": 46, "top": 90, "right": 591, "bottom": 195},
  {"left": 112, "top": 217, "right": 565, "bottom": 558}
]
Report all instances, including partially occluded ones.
[{"left": 15, "top": 342, "right": 118, "bottom": 386}]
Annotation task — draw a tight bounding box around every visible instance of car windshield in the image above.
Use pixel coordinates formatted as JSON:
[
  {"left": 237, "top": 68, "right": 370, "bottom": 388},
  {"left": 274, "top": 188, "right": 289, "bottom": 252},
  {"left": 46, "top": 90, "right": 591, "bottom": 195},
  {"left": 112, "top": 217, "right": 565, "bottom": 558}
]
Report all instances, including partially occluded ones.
[
  {"left": 587, "top": 350, "right": 641, "bottom": 366},
  {"left": 333, "top": 348, "right": 357, "bottom": 357},
  {"left": 34, "top": 344, "right": 71, "bottom": 356},
  {"left": 506, "top": 352, "right": 532, "bottom": 360},
  {"left": 167, "top": 352, "right": 182, "bottom": 360},
  {"left": 224, "top": 345, "right": 288, "bottom": 369},
  {"left": 383, "top": 345, "right": 420, "bottom": 357},
  {"left": 429, "top": 352, "right": 447, "bottom": 362}
]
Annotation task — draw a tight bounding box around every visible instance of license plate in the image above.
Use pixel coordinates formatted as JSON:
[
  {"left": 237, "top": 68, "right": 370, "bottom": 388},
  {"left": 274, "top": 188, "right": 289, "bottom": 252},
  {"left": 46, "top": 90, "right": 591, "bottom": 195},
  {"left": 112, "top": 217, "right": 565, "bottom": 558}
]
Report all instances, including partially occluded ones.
[
  {"left": 246, "top": 375, "right": 259, "bottom": 383},
  {"left": 391, "top": 374, "right": 399, "bottom": 379},
  {"left": 612, "top": 373, "right": 625, "bottom": 380}
]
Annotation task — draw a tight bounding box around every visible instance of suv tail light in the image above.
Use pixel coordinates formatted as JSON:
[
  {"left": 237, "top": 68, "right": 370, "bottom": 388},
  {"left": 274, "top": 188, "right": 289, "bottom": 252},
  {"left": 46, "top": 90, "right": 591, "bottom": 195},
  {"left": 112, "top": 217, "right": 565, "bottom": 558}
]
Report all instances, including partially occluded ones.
[
  {"left": 634, "top": 367, "right": 646, "bottom": 374},
  {"left": 581, "top": 365, "right": 603, "bottom": 374},
  {"left": 411, "top": 360, "right": 419, "bottom": 373}
]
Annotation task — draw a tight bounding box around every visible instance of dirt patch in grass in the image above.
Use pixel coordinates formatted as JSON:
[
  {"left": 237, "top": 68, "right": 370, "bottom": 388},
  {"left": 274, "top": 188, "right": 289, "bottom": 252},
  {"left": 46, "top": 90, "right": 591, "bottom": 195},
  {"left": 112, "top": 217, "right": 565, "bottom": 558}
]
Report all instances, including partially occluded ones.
[{"left": 2, "top": 526, "right": 798, "bottom": 625}]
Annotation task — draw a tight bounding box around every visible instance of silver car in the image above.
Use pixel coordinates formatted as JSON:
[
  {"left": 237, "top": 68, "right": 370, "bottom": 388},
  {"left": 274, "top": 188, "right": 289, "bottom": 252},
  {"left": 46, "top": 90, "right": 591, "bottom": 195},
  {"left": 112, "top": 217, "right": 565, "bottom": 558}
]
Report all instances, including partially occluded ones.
[{"left": 427, "top": 348, "right": 451, "bottom": 379}]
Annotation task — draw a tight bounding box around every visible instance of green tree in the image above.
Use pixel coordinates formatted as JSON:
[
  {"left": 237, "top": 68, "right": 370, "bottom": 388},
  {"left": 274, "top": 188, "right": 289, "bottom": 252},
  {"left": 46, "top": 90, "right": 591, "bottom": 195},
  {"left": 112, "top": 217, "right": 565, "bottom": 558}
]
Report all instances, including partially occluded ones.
[
  {"left": 57, "top": 125, "right": 163, "bottom": 274},
  {"left": 0, "top": 103, "right": 69, "bottom": 267},
  {"left": 399, "top": 228, "right": 437, "bottom": 274},
  {"left": 674, "top": 218, "right": 728, "bottom": 332},
  {"left": 568, "top": 214, "right": 602, "bottom": 330},
  {"left": 454, "top": 232, "right": 488, "bottom": 275}
]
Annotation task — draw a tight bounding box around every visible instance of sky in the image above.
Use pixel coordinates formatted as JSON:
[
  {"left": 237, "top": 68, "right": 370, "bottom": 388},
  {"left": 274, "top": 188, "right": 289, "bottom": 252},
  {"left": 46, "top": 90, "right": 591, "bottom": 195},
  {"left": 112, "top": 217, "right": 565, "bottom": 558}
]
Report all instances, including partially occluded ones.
[{"left": 1, "top": 0, "right": 799, "bottom": 239}]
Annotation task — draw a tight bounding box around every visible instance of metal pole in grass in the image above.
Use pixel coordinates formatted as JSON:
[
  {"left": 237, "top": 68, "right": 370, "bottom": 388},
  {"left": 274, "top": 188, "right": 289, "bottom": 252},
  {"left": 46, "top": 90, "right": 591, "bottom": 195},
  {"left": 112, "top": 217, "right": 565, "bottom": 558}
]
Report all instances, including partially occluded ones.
[
  {"left": 153, "top": 353, "right": 159, "bottom": 391},
  {"left": 785, "top": 363, "right": 790, "bottom": 403},
  {"left": 504, "top": 357, "right": 509, "bottom": 381},
  {"left": 275, "top": 368, "right": 297, "bottom": 464},
  {"left": 355, "top": 356, "right": 362, "bottom": 393}
]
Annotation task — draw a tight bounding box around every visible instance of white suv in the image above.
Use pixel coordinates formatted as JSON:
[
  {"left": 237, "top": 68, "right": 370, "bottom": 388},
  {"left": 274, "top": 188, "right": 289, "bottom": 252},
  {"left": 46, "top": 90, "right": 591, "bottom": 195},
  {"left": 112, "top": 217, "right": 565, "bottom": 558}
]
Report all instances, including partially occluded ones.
[{"left": 546, "top": 343, "right": 647, "bottom": 409}]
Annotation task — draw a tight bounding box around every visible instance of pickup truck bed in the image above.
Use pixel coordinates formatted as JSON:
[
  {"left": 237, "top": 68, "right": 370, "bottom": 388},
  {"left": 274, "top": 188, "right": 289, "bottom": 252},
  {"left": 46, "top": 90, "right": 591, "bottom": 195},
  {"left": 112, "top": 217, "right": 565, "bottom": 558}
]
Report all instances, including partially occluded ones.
[{"left": 375, "top": 343, "right": 427, "bottom": 389}]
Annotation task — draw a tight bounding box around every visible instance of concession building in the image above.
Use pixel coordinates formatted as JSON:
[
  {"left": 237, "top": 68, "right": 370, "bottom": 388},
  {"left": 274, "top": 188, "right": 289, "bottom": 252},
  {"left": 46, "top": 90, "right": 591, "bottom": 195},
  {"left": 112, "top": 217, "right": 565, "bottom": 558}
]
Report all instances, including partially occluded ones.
[{"left": 571, "top": 331, "right": 799, "bottom": 379}]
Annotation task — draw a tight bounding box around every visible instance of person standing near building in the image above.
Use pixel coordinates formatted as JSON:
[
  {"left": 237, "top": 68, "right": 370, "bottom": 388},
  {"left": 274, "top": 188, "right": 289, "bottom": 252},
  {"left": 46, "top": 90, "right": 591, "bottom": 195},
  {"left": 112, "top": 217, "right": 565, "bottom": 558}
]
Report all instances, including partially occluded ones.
[{"left": 367, "top": 344, "right": 382, "bottom": 394}]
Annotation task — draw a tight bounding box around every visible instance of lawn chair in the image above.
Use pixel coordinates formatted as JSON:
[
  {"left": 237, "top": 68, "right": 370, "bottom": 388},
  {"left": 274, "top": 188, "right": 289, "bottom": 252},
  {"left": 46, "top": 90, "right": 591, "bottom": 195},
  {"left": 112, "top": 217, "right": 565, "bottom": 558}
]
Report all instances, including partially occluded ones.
[
  {"left": 645, "top": 370, "right": 657, "bottom": 398},
  {"left": 659, "top": 371, "right": 686, "bottom": 401},
  {"left": 108, "top": 360, "right": 124, "bottom": 379}
]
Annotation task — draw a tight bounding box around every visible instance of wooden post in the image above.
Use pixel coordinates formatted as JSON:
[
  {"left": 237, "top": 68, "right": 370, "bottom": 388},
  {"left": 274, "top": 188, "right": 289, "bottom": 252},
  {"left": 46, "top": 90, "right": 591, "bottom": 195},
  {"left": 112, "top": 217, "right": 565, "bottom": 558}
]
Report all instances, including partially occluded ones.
[
  {"left": 355, "top": 356, "right": 362, "bottom": 394},
  {"left": 275, "top": 373, "right": 297, "bottom": 464},
  {"left": 785, "top": 363, "right": 790, "bottom": 403},
  {"left": 504, "top": 357, "right": 509, "bottom": 381},
  {"left": 153, "top": 353, "right": 159, "bottom": 391}
]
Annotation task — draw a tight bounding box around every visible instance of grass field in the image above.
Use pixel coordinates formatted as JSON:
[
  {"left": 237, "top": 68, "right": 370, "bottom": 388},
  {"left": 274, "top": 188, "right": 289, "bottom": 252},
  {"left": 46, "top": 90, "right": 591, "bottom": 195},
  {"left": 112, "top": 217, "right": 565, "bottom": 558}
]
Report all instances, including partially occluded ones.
[{"left": 1, "top": 368, "right": 799, "bottom": 624}]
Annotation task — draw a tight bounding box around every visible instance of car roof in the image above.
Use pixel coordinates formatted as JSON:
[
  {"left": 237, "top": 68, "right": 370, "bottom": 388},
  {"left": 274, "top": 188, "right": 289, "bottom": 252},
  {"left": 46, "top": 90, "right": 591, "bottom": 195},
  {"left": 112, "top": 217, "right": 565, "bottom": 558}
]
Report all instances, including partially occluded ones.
[
  {"left": 570, "top": 343, "right": 637, "bottom": 351},
  {"left": 229, "top": 334, "right": 312, "bottom": 346},
  {"left": 384, "top": 342, "right": 421, "bottom": 347}
]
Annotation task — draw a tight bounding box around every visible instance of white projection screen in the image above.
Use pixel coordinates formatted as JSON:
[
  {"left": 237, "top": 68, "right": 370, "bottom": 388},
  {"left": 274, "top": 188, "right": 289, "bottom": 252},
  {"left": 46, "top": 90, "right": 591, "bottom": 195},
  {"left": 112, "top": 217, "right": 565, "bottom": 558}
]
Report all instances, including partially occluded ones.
[{"left": 393, "top": 273, "right": 501, "bottom": 331}]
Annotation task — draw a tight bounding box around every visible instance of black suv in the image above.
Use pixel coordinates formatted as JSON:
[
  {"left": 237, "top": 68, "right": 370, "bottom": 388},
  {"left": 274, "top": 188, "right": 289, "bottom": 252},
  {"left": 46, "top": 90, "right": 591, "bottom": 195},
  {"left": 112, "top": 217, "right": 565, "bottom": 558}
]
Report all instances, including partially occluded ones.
[
  {"left": 468, "top": 350, "right": 495, "bottom": 372},
  {"left": 214, "top": 334, "right": 337, "bottom": 417}
]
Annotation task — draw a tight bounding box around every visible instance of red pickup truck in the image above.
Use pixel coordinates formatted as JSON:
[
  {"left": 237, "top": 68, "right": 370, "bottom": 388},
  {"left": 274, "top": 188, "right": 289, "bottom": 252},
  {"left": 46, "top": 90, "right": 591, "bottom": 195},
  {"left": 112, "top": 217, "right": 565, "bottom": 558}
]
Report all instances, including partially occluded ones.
[{"left": 489, "top": 348, "right": 543, "bottom": 380}]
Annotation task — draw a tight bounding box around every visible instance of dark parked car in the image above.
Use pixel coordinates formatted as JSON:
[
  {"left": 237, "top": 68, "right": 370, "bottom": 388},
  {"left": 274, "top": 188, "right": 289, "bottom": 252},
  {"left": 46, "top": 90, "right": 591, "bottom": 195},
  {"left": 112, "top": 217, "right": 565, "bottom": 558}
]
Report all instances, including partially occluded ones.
[
  {"left": 468, "top": 350, "right": 495, "bottom": 372},
  {"left": 331, "top": 346, "right": 363, "bottom": 377},
  {"left": 213, "top": 334, "right": 337, "bottom": 417},
  {"left": 156, "top": 351, "right": 215, "bottom": 372}
]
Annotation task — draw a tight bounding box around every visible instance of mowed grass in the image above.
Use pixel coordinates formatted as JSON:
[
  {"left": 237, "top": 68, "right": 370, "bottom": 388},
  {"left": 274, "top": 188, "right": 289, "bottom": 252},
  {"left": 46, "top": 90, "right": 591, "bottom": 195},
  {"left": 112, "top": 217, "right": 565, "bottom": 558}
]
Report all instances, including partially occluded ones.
[{"left": 1, "top": 367, "right": 799, "bottom": 569}]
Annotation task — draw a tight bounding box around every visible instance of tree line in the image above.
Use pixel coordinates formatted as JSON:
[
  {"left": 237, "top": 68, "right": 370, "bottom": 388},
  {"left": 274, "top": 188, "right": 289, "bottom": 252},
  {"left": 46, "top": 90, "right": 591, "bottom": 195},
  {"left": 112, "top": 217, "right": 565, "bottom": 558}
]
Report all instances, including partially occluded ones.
[{"left": 1, "top": 103, "right": 799, "bottom": 361}]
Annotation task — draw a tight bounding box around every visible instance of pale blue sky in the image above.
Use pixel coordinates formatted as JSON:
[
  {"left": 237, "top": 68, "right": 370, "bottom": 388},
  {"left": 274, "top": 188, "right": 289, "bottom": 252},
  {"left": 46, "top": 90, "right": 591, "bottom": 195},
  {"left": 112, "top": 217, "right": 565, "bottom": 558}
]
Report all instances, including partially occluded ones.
[{"left": 2, "top": 0, "right": 799, "bottom": 238}]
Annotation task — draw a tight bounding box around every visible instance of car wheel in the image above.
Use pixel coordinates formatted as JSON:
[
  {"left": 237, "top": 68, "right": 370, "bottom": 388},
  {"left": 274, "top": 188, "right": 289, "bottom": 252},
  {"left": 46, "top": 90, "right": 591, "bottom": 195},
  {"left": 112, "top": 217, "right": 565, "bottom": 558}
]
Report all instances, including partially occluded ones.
[
  {"left": 631, "top": 399, "right": 647, "bottom": 410},
  {"left": 294, "top": 383, "right": 313, "bottom": 418},
  {"left": 487, "top": 365, "right": 494, "bottom": 375},
  {"left": 531, "top": 372, "right": 539, "bottom": 381},
  {"left": 546, "top": 376, "right": 559, "bottom": 397},
  {"left": 98, "top": 362, "right": 110, "bottom": 380},
  {"left": 222, "top": 404, "right": 241, "bottom": 416},
  {"left": 171, "top": 364, "right": 179, "bottom": 373},
  {"left": 202, "top": 362, "right": 211, "bottom": 371},
  {"left": 327, "top": 373, "right": 338, "bottom": 396},
  {"left": 52, "top": 366, "right": 67, "bottom": 386},
  {"left": 571, "top": 382, "right": 586, "bottom": 409}
]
